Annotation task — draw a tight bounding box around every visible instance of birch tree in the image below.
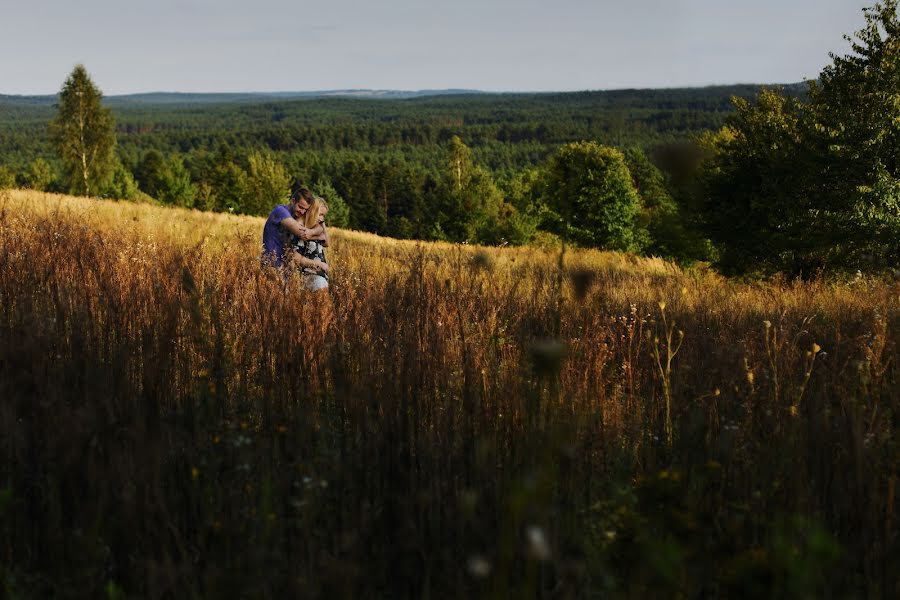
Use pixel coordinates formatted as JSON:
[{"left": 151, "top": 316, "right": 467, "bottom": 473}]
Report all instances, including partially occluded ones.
[{"left": 50, "top": 65, "right": 116, "bottom": 197}]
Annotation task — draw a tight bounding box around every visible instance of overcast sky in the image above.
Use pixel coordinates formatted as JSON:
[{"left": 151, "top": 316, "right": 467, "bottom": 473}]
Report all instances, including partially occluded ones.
[{"left": 1, "top": 0, "right": 875, "bottom": 95}]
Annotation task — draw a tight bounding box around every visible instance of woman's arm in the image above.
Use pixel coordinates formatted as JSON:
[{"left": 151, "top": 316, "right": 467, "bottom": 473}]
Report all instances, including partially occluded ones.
[{"left": 290, "top": 250, "right": 329, "bottom": 273}]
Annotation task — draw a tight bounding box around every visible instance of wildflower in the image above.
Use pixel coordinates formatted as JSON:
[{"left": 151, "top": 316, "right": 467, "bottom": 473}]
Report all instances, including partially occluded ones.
[
  {"left": 467, "top": 555, "right": 492, "bottom": 578},
  {"left": 525, "top": 526, "right": 551, "bottom": 561},
  {"left": 191, "top": 467, "right": 200, "bottom": 480}
]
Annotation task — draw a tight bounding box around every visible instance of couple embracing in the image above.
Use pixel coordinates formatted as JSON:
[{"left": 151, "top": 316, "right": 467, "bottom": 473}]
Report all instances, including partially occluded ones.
[{"left": 261, "top": 186, "right": 330, "bottom": 291}]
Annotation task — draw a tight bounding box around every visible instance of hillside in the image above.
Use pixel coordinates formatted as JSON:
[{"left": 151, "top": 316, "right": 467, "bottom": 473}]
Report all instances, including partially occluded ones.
[{"left": 1, "top": 189, "right": 897, "bottom": 596}]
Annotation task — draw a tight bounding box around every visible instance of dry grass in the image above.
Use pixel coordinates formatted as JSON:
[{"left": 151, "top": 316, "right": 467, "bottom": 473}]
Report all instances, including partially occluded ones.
[{"left": 1, "top": 189, "right": 898, "bottom": 598}]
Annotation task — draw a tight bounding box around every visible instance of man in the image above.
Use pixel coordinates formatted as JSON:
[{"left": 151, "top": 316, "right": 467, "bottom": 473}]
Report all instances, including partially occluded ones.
[{"left": 261, "top": 187, "right": 328, "bottom": 274}]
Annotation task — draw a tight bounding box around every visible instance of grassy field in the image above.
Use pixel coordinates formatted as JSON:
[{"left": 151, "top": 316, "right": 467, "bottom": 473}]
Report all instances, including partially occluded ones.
[{"left": 1, "top": 189, "right": 898, "bottom": 598}]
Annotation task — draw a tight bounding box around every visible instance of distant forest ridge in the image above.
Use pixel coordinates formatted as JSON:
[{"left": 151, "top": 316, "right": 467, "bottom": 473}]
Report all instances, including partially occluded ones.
[{"left": 0, "top": 82, "right": 809, "bottom": 107}]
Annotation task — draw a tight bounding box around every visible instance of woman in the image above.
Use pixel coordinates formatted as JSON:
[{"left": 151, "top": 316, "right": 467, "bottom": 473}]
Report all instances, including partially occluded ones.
[{"left": 292, "top": 197, "right": 329, "bottom": 292}]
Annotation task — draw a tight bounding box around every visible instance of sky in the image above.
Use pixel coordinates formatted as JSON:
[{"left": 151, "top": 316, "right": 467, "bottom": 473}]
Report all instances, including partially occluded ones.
[{"left": 0, "top": 0, "right": 874, "bottom": 95}]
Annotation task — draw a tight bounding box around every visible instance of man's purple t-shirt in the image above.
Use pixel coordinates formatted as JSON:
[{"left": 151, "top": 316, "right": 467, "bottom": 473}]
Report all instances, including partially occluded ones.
[{"left": 261, "top": 204, "right": 293, "bottom": 267}]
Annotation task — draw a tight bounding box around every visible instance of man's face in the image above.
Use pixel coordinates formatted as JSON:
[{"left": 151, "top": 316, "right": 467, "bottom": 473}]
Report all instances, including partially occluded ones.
[{"left": 291, "top": 198, "right": 310, "bottom": 219}]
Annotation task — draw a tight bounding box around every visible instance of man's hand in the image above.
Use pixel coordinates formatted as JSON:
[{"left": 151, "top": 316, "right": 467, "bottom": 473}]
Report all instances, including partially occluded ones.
[{"left": 299, "top": 223, "right": 325, "bottom": 241}]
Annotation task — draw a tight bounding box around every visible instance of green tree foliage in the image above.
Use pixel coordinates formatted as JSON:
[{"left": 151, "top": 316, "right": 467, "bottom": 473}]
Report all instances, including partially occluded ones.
[
  {"left": 245, "top": 152, "right": 290, "bottom": 216},
  {"left": 102, "top": 160, "right": 140, "bottom": 200},
  {"left": 0, "top": 166, "right": 16, "bottom": 189},
  {"left": 805, "top": 0, "right": 900, "bottom": 269},
  {"left": 49, "top": 65, "right": 117, "bottom": 196},
  {"left": 313, "top": 178, "right": 351, "bottom": 228},
  {"left": 24, "top": 158, "right": 53, "bottom": 191},
  {"left": 702, "top": 1, "right": 900, "bottom": 275},
  {"left": 699, "top": 91, "right": 810, "bottom": 274},
  {"left": 159, "top": 155, "right": 196, "bottom": 207},
  {"left": 209, "top": 145, "right": 249, "bottom": 213},
  {"left": 539, "top": 142, "right": 645, "bottom": 252},
  {"left": 430, "top": 136, "right": 506, "bottom": 242},
  {"left": 625, "top": 147, "right": 681, "bottom": 256},
  {"left": 135, "top": 149, "right": 167, "bottom": 198},
  {"left": 136, "top": 150, "right": 197, "bottom": 206}
]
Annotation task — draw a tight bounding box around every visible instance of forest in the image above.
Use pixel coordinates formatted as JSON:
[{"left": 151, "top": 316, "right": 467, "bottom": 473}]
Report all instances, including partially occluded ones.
[{"left": 0, "top": 84, "right": 768, "bottom": 253}]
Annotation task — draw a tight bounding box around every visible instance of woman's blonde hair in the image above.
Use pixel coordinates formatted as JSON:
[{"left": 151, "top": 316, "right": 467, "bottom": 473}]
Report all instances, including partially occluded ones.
[
  {"left": 303, "top": 197, "right": 325, "bottom": 229},
  {"left": 304, "top": 197, "right": 328, "bottom": 229}
]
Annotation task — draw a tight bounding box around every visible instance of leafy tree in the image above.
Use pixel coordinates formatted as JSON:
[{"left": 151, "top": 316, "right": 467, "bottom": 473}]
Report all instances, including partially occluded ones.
[
  {"left": 136, "top": 150, "right": 197, "bottom": 207},
  {"left": 24, "top": 158, "right": 54, "bottom": 191},
  {"left": 158, "top": 155, "right": 196, "bottom": 207},
  {"left": 135, "top": 150, "right": 167, "bottom": 198},
  {"left": 101, "top": 160, "right": 140, "bottom": 200},
  {"left": 539, "top": 142, "right": 644, "bottom": 252},
  {"left": 700, "top": 92, "right": 810, "bottom": 274},
  {"left": 804, "top": 0, "right": 900, "bottom": 269},
  {"left": 701, "top": 1, "right": 900, "bottom": 274},
  {"left": 209, "top": 145, "right": 248, "bottom": 213},
  {"left": 313, "top": 178, "right": 351, "bottom": 228},
  {"left": 336, "top": 157, "right": 385, "bottom": 233},
  {"left": 430, "top": 136, "right": 505, "bottom": 242},
  {"left": 50, "top": 65, "right": 117, "bottom": 196},
  {"left": 625, "top": 147, "right": 678, "bottom": 256},
  {"left": 245, "top": 152, "right": 290, "bottom": 215},
  {"left": 0, "top": 165, "right": 15, "bottom": 189}
]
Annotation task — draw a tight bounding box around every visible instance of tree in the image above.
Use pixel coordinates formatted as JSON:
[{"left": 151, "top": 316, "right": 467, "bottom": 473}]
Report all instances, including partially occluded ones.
[
  {"left": 135, "top": 149, "right": 167, "bottom": 198},
  {"left": 0, "top": 166, "right": 15, "bottom": 189},
  {"left": 701, "top": 1, "right": 900, "bottom": 275},
  {"left": 102, "top": 160, "right": 140, "bottom": 200},
  {"left": 539, "top": 142, "right": 645, "bottom": 252},
  {"left": 429, "top": 136, "right": 505, "bottom": 242},
  {"left": 50, "top": 65, "right": 117, "bottom": 196},
  {"left": 699, "top": 91, "right": 810, "bottom": 274},
  {"left": 313, "top": 178, "right": 351, "bottom": 228},
  {"left": 24, "top": 158, "right": 54, "bottom": 191},
  {"left": 804, "top": 0, "right": 900, "bottom": 269},
  {"left": 159, "top": 155, "right": 196, "bottom": 207},
  {"left": 209, "top": 145, "right": 249, "bottom": 213},
  {"left": 624, "top": 147, "right": 680, "bottom": 257},
  {"left": 244, "top": 152, "right": 290, "bottom": 215}
]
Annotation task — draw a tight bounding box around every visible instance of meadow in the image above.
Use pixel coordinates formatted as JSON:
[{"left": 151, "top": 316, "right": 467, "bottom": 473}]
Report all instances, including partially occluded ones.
[{"left": 1, "top": 189, "right": 898, "bottom": 598}]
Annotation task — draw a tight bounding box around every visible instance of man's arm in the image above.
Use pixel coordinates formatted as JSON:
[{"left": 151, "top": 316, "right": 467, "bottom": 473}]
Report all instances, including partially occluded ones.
[{"left": 280, "top": 216, "right": 325, "bottom": 241}]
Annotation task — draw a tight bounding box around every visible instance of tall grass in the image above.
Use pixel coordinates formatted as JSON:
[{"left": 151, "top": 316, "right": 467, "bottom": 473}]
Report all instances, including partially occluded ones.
[{"left": 1, "top": 189, "right": 898, "bottom": 598}]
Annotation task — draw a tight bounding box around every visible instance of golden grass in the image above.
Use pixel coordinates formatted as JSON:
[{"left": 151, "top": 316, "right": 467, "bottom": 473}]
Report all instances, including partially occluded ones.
[{"left": 1, "top": 189, "right": 898, "bottom": 598}]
